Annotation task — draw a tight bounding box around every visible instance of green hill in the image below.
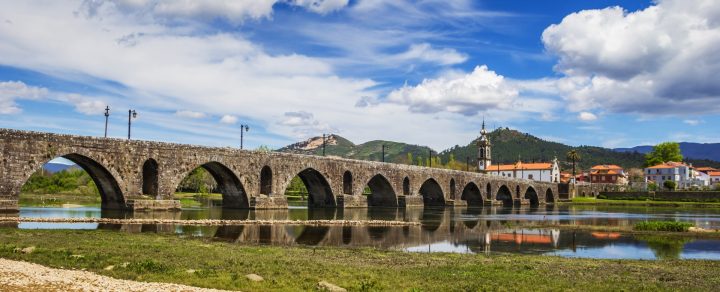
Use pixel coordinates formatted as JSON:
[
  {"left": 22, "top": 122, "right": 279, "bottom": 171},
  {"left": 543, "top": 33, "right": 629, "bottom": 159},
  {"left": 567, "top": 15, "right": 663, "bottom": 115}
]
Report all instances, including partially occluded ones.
[{"left": 278, "top": 129, "right": 720, "bottom": 171}]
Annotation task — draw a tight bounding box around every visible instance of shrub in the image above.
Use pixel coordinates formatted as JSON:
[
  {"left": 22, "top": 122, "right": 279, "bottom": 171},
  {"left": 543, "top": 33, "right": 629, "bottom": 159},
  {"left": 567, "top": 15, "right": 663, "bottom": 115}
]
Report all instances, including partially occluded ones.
[
  {"left": 648, "top": 182, "right": 657, "bottom": 191},
  {"left": 634, "top": 221, "right": 693, "bottom": 232},
  {"left": 715, "top": 183, "right": 720, "bottom": 191},
  {"left": 663, "top": 180, "right": 676, "bottom": 191}
]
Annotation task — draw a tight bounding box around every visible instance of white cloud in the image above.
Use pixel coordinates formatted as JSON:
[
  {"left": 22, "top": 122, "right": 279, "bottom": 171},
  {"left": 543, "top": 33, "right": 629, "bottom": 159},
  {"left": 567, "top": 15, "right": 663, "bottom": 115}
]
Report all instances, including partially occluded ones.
[
  {"left": 683, "top": 119, "right": 702, "bottom": 126},
  {"left": 61, "top": 94, "right": 107, "bottom": 115},
  {"left": 81, "top": 0, "right": 349, "bottom": 24},
  {"left": 0, "top": 81, "right": 48, "bottom": 114},
  {"left": 542, "top": 0, "right": 720, "bottom": 115},
  {"left": 278, "top": 111, "right": 335, "bottom": 138},
  {"left": 578, "top": 112, "right": 598, "bottom": 121},
  {"left": 219, "top": 115, "right": 238, "bottom": 124},
  {"left": 386, "top": 65, "right": 518, "bottom": 116},
  {"left": 175, "top": 110, "right": 206, "bottom": 119},
  {"left": 289, "top": 0, "right": 349, "bottom": 14},
  {"left": 393, "top": 43, "right": 468, "bottom": 66}
]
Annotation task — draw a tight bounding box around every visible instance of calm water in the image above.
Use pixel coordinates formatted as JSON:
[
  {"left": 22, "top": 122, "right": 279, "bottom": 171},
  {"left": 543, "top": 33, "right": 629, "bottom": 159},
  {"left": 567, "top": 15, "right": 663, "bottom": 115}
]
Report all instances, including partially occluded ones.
[{"left": 4, "top": 205, "right": 720, "bottom": 260}]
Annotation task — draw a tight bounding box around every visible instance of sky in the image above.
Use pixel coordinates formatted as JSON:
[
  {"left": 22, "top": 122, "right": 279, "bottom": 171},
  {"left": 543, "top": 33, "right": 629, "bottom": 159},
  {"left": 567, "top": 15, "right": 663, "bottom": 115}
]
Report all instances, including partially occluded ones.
[{"left": 0, "top": 0, "right": 719, "bottom": 151}]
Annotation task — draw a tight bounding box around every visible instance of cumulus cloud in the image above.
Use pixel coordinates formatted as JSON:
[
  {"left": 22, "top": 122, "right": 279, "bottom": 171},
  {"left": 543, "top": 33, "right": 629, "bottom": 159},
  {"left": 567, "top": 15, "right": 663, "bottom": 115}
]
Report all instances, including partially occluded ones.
[
  {"left": 219, "top": 115, "right": 238, "bottom": 124},
  {"left": 386, "top": 65, "right": 518, "bottom": 115},
  {"left": 578, "top": 112, "right": 598, "bottom": 121},
  {"left": 542, "top": 0, "right": 720, "bottom": 115},
  {"left": 80, "top": 0, "right": 348, "bottom": 23},
  {"left": 278, "top": 111, "right": 335, "bottom": 138},
  {"left": 0, "top": 81, "right": 47, "bottom": 114},
  {"left": 175, "top": 110, "right": 206, "bottom": 119}
]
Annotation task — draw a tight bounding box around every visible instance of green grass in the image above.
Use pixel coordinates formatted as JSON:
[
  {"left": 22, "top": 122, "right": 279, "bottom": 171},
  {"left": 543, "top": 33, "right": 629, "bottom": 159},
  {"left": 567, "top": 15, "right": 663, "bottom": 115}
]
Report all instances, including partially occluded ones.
[
  {"left": 1, "top": 228, "right": 720, "bottom": 291},
  {"left": 635, "top": 221, "right": 694, "bottom": 232},
  {"left": 571, "top": 196, "right": 720, "bottom": 207}
]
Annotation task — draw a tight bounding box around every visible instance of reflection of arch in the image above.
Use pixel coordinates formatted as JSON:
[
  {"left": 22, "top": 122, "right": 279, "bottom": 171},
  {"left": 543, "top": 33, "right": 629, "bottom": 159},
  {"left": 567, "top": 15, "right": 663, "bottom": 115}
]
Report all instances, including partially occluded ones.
[
  {"left": 496, "top": 185, "right": 513, "bottom": 207},
  {"left": 198, "top": 162, "right": 248, "bottom": 208},
  {"left": 524, "top": 186, "right": 539, "bottom": 206},
  {"left": 367, "top": 174, "right": 397, "bottom": 207},
  {"left": 295, "top": 226, "right": 330, "bottom": 245},
  {"left": 486, "top": 183, "right": 492, "bottom": 200},
  {"left": 343, "top": 171, "right": 352, "bottom": 195},
  {"left": 142, "top": 158, "right": 158, "bottom": 198},
  {"left": 342, "top": 226, "right": 352, "bottom": 245},
  {"left": 419, "top": 178, "right": 445, "bottom": 207},
  {"left": 295, "top": 168, "right": 335, "bottom": 208},
  {"left": 546, "top": 188, "right": 555, "bottom": 203},
  {"left": 402, "top": 177, "right": 410, "bottom": 196},
  {"left": 449, "top": 179, "right": 456, "bottom": 199},
  {"left": 461, "top": 182, "right": 483, "bottom": 207},
  {"left": 31, "top": 154, "right": 126, "bottom": 209},
  {"left": 260, "top": 166, "right": 272, "bottom": 195}
]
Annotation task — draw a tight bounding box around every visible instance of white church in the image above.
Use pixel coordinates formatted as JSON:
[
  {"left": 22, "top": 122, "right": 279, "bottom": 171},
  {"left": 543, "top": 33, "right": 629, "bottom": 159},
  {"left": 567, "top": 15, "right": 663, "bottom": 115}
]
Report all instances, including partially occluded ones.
[{"left": 477, "top": 122, "right": 560, "bottom": 183}]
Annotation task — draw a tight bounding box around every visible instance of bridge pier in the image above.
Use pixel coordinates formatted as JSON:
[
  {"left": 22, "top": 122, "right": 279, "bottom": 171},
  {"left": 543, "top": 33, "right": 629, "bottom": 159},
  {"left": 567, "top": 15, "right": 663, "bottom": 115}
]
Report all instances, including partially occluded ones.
[
  {"left": 0, "top": 199, "right": 18, "bottom": 213},
  {"left": 250, "top": 195, "right": 289, "bottom": 210},
  {"left": 337, "top": 194, "right": 367, "bottom": 208},
  {"left": 399, "top": 195, "right": 423, "bottom": 208}
]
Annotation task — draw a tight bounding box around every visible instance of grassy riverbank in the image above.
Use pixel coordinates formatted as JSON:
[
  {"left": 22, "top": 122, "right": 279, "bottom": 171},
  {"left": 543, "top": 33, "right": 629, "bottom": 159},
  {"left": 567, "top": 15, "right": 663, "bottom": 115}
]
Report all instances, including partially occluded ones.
[
  {"left": 571, "top": 196, "right": 720, "bottom": 207},
  {"left": 1, "top": 229, "right": 720, "bottom": 291}
]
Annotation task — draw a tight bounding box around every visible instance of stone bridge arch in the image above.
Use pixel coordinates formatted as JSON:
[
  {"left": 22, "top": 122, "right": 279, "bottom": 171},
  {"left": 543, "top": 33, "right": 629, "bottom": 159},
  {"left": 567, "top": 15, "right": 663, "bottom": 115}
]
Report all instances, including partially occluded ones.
[
  {"left": 460, "top": 182, "right": 483, "bottom": 207},
  {"left": 15, "top": 147, "right": 128, "bottom": 210},
  {"left": 419, "top": 178, "right": 445, "bottom": 207}
]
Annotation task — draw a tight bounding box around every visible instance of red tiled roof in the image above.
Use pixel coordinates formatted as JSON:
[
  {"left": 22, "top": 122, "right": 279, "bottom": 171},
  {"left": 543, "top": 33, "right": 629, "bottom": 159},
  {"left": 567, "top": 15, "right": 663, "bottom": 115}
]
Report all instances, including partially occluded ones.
[
  {"left": 696, "top": 167, "right": 718, "bottom": 172},
  {"left": 708, "top": 171, "right": 720, "bottom": 176},
  {"left": 647, "top": 161, "right": 687, "bottom": 169},
  {"left": 591, "top": 164, "right": 623, "bottom": 170},
  {"left": 489, "top": 162, "right": 553, "bottom": 171}
]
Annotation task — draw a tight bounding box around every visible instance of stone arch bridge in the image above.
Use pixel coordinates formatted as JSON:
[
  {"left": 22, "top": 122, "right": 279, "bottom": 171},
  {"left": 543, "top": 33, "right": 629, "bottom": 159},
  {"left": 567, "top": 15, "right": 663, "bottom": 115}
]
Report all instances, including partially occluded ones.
[{"left": 0, "top": 129, "right": 598, "bottom": 212}]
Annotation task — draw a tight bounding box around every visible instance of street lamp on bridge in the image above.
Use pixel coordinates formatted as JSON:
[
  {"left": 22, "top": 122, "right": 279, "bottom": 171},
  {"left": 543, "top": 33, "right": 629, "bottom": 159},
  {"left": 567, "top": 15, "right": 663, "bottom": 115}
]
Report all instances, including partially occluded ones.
[
  {"left": 381, "top": 144, "right": 385, "bottom": 162},
  {"left": 127, "top": 109, "right": 137, "bottom": 140},
  {"left": 104, "top": 106, "right": 110, "bottom": 138},
  {"left": 240, "top": 124, "right": 250, "bottom": 149}
]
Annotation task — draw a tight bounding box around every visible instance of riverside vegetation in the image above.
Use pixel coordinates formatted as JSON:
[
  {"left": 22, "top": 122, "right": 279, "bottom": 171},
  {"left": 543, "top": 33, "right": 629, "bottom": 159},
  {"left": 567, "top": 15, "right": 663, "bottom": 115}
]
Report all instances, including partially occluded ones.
[{"left": 1, "top": 228, "right": 720, "bottom": 291}]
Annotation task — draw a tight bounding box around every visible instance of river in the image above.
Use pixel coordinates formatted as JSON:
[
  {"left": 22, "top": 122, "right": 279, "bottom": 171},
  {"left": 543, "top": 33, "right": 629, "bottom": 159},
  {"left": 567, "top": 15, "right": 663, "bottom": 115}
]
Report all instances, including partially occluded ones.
[{"left": 3, "top": 204, "right": 720, "bottom": 260}]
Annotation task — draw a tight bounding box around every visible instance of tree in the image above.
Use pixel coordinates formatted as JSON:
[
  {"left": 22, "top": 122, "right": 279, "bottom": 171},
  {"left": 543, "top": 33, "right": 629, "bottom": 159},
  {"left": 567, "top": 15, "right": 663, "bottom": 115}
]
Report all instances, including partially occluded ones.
[
  {"left": 644, "top": 142, "right": 683, "bottom": 167},
  {"left": 566, "top": 150, "right": 581, "bottom": 183},
  {"left": 663, "top": 180, "right": 677, "bottom": 191},
  {"left": 406, "top": 152, "right": 413, "bottom": 165}
]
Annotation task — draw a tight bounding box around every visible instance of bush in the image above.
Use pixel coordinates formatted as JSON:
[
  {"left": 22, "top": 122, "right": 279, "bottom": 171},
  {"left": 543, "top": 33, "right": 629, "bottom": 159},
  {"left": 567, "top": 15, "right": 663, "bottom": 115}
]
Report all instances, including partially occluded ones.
[
  {"left": 715, "top": 183, "right": 720, "bottom": 191},
  {"left": 634, "top": 221, "right": 693, "bottom": 232},
  {"left": 648, "top": 182, "right": 658, "bottom": 191},
  {"left": 663, "top": 180, "right": 676, "bottom": 191}
]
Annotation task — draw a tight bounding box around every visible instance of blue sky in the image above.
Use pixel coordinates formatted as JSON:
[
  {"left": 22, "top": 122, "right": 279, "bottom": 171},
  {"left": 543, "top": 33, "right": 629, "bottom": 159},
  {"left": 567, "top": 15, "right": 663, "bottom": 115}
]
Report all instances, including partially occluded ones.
[{"left": 0, "top": 0, "right": 719, "bottom": 151}]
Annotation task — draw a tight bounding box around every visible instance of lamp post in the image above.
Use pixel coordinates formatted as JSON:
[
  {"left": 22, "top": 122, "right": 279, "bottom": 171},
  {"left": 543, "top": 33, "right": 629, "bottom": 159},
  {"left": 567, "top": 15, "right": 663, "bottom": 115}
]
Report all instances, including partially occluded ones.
[
  {"left": 240, "top": 124, "right": 249, "bottom": 149},
  {"left": 428, "top": 149, "right": 432, "bottom": 168},
  {"left": 381, "top": 144, "right": 385, "bottom": 162},
  {"left": 322, "top": 134, "right": 327, "bottom": 156},
  {"left": 104, "top": 106, "right": 110, "bottom": 138},
  {"left": 127, "top": 109, "right": 137, "bottom": 140},
  {"left": 466, "top": 156, "right": 470, "bottom": 172}
]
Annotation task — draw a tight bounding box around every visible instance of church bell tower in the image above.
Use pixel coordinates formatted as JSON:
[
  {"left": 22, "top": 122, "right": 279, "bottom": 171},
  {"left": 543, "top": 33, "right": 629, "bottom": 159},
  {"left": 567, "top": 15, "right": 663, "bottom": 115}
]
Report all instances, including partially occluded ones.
[{"left": 477, "top": 120, "right": 491, "bottom": 172}]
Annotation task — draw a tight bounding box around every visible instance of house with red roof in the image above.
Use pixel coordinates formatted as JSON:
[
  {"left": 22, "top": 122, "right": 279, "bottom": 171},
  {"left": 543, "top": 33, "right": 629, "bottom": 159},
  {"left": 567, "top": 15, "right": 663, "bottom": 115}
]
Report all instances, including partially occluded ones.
[{"left": 590, "top": 165, "right": 627, "bottom": 185}]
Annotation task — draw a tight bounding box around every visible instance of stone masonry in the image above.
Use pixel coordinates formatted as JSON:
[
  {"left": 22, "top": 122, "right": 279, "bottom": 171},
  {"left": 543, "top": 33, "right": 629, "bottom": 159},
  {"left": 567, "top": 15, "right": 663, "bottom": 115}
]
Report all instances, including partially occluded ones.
[{"left": 0, "top": 128, "right": 565, "bottom": 212}]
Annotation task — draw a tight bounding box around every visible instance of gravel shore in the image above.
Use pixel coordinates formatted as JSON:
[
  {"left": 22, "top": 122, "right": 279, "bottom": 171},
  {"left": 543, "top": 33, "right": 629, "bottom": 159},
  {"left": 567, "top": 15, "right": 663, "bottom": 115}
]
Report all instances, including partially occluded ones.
[{"left": 0, "top": 258, "right": 234, "bottom": 292}]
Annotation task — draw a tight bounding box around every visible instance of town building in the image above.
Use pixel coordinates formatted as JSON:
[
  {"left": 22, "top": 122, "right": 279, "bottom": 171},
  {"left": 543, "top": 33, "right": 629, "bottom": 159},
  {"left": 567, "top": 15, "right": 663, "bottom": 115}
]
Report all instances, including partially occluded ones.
[
  {"left": 644, "top": 161, "right": 707, "bottom": 189},
  {"left": 589, "top": 165, "right": 627, "bottom": 185},
  {"left": 695, "top": 167, "right": 718, "bottom": 174},
  {"left": 709, "top": 171, "right": 720, "bottom": 185},
  {"left": 489, "top": 159, "right": 560, "bottom": 182}
]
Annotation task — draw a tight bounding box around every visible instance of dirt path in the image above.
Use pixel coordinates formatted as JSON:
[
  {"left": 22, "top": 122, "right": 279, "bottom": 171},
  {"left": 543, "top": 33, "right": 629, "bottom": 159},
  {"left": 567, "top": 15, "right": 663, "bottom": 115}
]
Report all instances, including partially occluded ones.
[{"left": 0, "top": 258, "right": 234, "bottom": 292}]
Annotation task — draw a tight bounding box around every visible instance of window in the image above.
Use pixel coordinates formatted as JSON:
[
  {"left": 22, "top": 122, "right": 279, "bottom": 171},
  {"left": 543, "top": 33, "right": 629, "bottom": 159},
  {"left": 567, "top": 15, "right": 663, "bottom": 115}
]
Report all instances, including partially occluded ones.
[
  {"left": 601, "top": 176, "right": 605, "bottom": 181},
  {"left": 528, "top": 174, "right": 534, "bottom": 180}
]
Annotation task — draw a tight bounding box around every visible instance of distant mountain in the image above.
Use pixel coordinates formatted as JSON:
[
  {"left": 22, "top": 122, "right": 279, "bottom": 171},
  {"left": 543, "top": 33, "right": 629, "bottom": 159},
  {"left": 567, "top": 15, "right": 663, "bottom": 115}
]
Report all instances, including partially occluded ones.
[
  {"left": 278, "top": 129, "right": 720, "bottom": 171},
  {"left": 615, "top": 142, "right": 720, "bottom": 162},
  {"left": 43, "top": 163, "right": 78, "bottom": 173},
  {"left": 278, "top": 134, "right": 434, "bottom": 164}
]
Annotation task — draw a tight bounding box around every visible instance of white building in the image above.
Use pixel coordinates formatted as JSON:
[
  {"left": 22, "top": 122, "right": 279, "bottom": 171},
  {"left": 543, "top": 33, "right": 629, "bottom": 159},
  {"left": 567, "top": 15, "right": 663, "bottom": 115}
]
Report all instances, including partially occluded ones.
[
  {"left": 644, "top": 161, "right": 707, "bottom": 189},
  {"left": 709, "top": 171, "right": 720, "bottom": 185},
  {"left": 488, "top": 159, "right": 560, "bottom": 183}
]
